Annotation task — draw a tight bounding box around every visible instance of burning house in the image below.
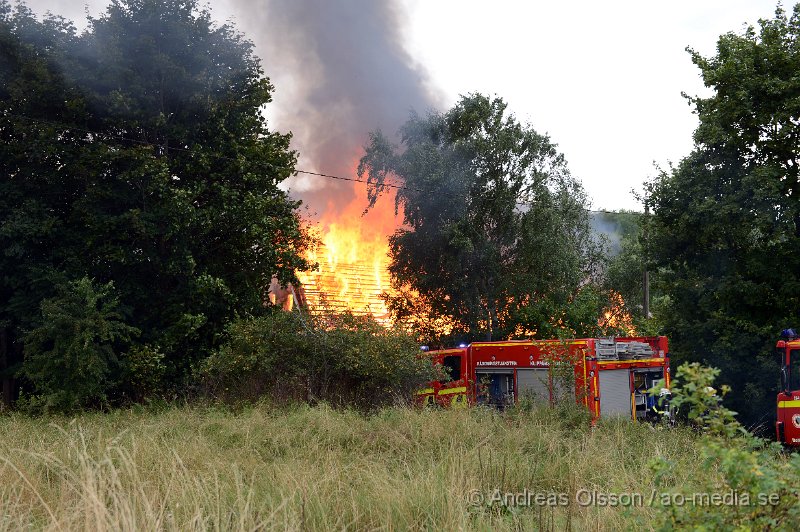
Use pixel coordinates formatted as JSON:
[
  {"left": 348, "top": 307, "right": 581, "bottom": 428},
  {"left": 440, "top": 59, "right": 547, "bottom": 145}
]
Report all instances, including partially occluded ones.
[
  {"left": 239, "top": 0, "right": 442, "bottom": 324},
  {"left": 264, "top": 181, "right": 401, "bottom": 324},
  {"left": 249, "top": 1, "right": 634, "bottom": 334}
]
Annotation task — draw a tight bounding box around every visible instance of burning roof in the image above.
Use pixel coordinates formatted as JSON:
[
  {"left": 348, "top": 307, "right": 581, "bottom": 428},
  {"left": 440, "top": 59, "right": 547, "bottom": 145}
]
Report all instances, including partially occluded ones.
[
  {"left": 293, "top": 181, "right": 400, "bottom": 326},
  {"left": 295, "top": 245, "right": 392, "bottom": 325}
]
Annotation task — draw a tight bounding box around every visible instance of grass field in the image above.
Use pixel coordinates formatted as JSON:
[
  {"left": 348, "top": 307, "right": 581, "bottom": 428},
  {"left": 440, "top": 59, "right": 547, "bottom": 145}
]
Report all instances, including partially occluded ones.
[{"left": 0, "top": 403, "right": 709, "bottom": 530}]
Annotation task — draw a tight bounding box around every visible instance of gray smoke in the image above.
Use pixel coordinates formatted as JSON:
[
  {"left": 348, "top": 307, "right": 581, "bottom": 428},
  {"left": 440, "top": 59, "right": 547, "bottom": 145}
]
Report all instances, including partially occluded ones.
[
  {"left": 229, "top": 0, "right": 445, "bottom": 215},
  {"left": 590, "top": 212, "right": 635, "bottom": 256},
  {"left": 22, "top": 0, "right": 443, "bottom": 216}
]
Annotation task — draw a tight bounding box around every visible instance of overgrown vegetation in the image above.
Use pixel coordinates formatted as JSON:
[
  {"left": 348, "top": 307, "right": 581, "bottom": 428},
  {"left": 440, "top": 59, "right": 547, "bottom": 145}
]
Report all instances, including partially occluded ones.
[
  {"left": 648, "top": 362, "right": 800, "bottom": 529},
  {"left": 0, "top": 360, "right": 796, "bottom": 531},
  {"left": 20, "top": 277, "right": 139, "bottom": 412},
  {"left": 0, "top": 401, "right": 714, "bottom": 530},
  {"left": 200, "top": 311, "right": 434, "bottom": 409}
]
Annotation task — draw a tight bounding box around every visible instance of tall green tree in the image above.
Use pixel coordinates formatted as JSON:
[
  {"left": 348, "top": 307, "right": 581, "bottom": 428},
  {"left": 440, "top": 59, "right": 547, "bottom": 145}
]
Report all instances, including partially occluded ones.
[
  {"left": 359, "top": 94, "right": 600, "bottom": 342},
  {"left": 0, "top": 0, "right": 311, "bottom": 404},
  {"left": 22, "top": 277, "right": 139, "bottom": 412},
  {"left": 646, "top": 4, "right": 800, "bottom": 425}
]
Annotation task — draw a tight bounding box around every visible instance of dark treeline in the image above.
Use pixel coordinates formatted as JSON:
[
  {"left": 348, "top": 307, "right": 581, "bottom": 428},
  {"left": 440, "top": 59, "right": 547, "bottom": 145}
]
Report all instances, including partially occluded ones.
[
  {"left": 0, "top": 0, "right": 317, "bottom": 411},
  {"left": 645, "top": 4, "right": 800, "bottom": 428}
]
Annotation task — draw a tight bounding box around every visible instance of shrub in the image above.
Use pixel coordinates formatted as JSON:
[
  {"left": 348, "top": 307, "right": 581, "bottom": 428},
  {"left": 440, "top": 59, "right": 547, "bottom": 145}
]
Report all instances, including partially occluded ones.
[
  {"left": 200, "top": 310, "right": 434, "bottom": 408},
  {"left": 658, "top": 362, "right": 745, "bottom": 438},
  {"left": 21, "top": 277, "right": 139, "bottom": 413},
  {"left": 648, "top": 363, "right": 800, "bottom": 530},
  {"left": 121, "top": 344, "right": 168, "bottom": 402}
]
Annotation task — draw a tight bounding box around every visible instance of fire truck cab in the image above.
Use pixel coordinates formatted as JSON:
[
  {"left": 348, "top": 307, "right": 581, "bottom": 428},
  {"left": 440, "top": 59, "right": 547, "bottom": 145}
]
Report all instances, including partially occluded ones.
[
  {"left": 775, "top": 329, "right": 800, "bottom": 446},
  {"left": 416, "top": 336, "right": 670, "bottom": 421}
]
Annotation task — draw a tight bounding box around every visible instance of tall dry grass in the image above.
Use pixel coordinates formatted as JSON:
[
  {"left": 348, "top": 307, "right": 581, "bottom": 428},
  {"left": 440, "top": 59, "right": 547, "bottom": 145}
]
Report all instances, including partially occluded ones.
[{"left": 0, "top": 403, "right": 707, "bottom": 530}]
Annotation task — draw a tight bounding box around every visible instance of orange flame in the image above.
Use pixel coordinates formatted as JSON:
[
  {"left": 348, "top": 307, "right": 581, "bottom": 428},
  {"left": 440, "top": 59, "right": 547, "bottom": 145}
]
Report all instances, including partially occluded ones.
[
  {"left": 296, "top": 180, "right": 401, "bottom": 325},
  {"left": 599, "top": 290, "right": 636, "bottom": 335},
  {"left": 295, "top": 175, "right": 636, "bottom": 342}
]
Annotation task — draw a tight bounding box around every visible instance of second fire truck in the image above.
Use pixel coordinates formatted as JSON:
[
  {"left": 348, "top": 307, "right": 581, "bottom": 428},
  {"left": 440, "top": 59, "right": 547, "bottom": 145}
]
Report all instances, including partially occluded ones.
[{"left": 775, "top": 329, "right": 800, "bottom": 446}]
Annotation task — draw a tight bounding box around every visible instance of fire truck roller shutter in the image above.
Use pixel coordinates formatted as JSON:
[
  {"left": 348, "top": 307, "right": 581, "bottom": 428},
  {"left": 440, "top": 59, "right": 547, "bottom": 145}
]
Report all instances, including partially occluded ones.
[
  {"left": 598, "top": 369, "right": 632, "bottom": 417},
  {"left": 517, "top": 369, "right": 550, "bottom": 402}
]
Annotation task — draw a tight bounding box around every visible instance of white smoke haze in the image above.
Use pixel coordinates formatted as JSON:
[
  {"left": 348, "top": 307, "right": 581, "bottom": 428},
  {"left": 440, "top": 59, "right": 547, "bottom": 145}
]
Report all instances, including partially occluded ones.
[
  {"left": 22, "top": 0, "right": 100, "bottom": 25},
  {"left": 590, "top": 213, "right": 625, "bottom": 256},
  {"left": 22, "top": 0, "right": 445, "bottom": 218}
]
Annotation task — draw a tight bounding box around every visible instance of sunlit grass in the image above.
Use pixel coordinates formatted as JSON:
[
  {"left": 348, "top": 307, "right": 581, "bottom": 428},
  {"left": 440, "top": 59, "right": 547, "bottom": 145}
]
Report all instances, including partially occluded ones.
[{"left": 0, "top": 403, "right": 707, "bottom": 530}]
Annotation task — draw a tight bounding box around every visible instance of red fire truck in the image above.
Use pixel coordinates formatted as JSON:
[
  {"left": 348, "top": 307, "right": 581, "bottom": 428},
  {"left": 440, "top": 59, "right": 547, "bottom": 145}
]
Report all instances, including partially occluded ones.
[
  {"left": 775, "top": 329, "right": 800, "bottom": 446},
  {"left": 416, "top": 336, "right": 670, "bottom": 420}
]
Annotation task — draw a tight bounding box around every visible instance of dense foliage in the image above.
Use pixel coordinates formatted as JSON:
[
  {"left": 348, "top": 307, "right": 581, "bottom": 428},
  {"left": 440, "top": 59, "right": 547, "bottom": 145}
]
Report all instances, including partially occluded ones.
[
  {"left": 200, "top": 311, "right": 434, "bottom": 409},
  {"left": 21, "top": 277, "right": 139, "bottom": 412},
  {"left": 359, "top": 94, "right": 604, "bottom": 342},
  {"left": 649, "top": 363, "right": 800, "bottom": 530},
  {"left": 646, "top": 5, "right": 800, "bottom": 425},
  {"left": 0, "top": 0, "right": 311, "bottom": 408}
]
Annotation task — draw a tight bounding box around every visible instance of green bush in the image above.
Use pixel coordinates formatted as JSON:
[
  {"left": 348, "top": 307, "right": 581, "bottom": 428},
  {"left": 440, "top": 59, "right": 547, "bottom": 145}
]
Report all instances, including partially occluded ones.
[
  {"left": 121, "top": 344, "right": 167, "bottom": 402},
  {"left": 199, "top": 310, "right": 435, "bottom": 408},
  {"left": 21, "top": 277, "right": 139, "bottom": 413},
  {"left": 648, "top": 363, "right": 800, "bottom": 530},
  {"left": 658, "top": 362, "right": 745, "bottom": 438}
]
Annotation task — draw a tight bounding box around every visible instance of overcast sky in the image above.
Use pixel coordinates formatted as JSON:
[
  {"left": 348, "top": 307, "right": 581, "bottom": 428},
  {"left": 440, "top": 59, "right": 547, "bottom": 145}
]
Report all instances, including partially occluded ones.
[
  {"left": 24, "top": 0, "right": 785, "bottom": 211},
  {"left": 401, "top": 0, "right": 783, "bottom": 211}
]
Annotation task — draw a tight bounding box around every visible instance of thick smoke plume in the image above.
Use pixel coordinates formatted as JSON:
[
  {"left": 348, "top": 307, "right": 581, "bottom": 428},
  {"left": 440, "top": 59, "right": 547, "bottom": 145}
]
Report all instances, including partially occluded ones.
[{"left": 230, "top": 0, "right": 444, "bottom": 215}]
